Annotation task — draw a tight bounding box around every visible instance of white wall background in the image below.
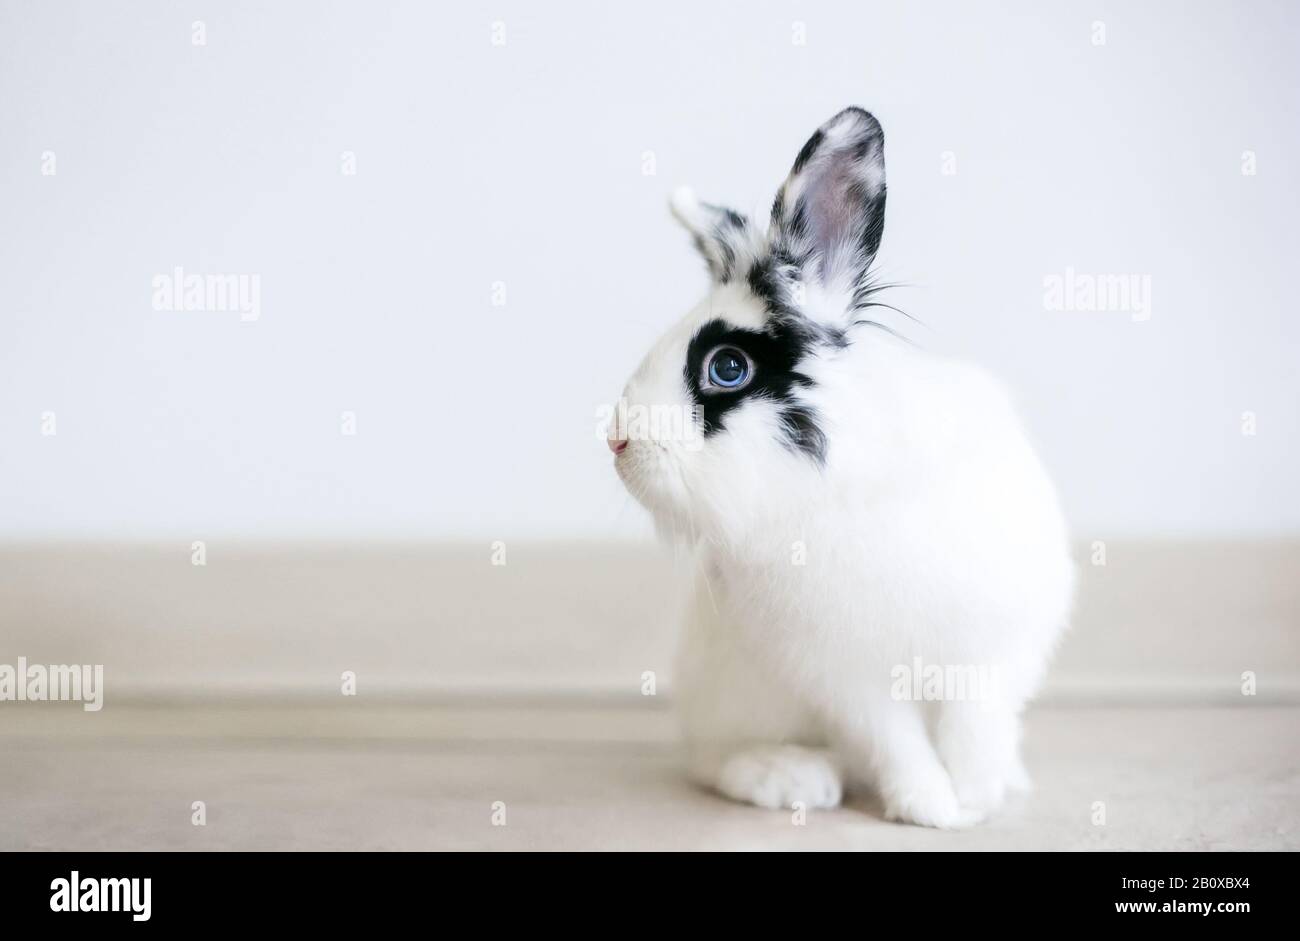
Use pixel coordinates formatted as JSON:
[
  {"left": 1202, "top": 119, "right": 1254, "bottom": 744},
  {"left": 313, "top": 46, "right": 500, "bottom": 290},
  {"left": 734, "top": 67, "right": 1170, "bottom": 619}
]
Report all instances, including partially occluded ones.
[{"left": 2, "top": 0, "right": 1297, "bottom": 542}]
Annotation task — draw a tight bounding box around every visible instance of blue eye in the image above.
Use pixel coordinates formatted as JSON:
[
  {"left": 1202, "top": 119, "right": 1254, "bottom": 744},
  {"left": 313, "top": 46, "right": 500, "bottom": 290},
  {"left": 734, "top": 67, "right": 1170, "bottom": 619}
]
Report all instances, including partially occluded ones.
[{"left": 707, "top": 347, "right": 750, "bottom": 389}]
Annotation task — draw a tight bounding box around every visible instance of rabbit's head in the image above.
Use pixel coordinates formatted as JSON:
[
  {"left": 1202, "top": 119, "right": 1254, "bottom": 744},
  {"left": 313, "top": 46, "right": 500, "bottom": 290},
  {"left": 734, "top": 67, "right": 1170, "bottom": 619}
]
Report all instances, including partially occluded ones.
[{"left": 609, "top": 107, "right": 888, "bottom": 536}]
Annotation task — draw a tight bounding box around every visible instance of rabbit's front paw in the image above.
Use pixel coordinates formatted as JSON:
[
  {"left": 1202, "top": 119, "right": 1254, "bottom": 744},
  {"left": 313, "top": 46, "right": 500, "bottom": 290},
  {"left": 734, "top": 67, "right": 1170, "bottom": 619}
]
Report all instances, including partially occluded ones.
[
  {"left": 936, "top": 703, "right": 1031, "bottom": 817},
  {"left": 950, "top": 770, "right": 1008, "bottom": 815},
  {"left": 949, "top": 756, "right": 1032, "bottom": 814},
  {"left": 715, "top": 745, "right": 842, "bottom": 810},
  {"left": 882, "top": 770, "right": 984, "bottom": 829}
]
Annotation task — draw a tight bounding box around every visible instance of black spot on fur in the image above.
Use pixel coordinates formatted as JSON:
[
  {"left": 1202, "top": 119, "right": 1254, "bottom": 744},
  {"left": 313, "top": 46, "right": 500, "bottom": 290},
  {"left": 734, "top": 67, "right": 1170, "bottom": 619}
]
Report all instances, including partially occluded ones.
[
  {"left": 713, "top": 226, "right": 737, "bottom": 281},
  {"left": 858, "top": 185, "right": 887, "bottom": 262},
  {"left": 791, "top": 128, "right": 825, "bottom": 174},
  {"left": 776, "top": 402, "right": 827, "bottom": 461},
  {"left": 718, "top": 207, "right": 748, "bottom": 230},
  {"left": 695, "top": 203, "right": 750, "bottom": 282},
  {"left": 747, "top": 256, "right": 847, "bottom": 349}
]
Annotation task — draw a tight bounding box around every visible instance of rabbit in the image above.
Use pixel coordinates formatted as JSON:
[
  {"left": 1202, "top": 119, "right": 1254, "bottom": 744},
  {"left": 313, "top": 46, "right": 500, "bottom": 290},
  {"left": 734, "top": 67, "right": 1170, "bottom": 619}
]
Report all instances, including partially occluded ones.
[{"left": 606, "top": 107, "right": 1074, "bottom": 828}]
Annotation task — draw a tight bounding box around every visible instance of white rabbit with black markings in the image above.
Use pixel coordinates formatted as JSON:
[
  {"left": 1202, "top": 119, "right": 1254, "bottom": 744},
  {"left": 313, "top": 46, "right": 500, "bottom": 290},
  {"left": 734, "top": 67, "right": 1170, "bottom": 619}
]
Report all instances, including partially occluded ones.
[{"left": 607, "top": 107, "right": 1073, "bottom": 828}]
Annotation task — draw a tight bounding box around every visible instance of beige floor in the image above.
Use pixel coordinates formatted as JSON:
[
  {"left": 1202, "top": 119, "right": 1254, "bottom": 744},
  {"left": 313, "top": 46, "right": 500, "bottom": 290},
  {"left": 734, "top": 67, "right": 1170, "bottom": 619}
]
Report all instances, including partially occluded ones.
[{"left": 2, "top": 701, "right": 1295, "bottom": 851}]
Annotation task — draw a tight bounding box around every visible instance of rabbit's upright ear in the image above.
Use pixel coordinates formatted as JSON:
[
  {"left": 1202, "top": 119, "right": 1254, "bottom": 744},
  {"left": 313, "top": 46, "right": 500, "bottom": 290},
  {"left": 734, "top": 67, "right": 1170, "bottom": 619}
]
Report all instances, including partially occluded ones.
[
  {"left": 670, "top": 187, "right": 761, "bottom": 284},
  {"left": 770, "top": 107, "right": 886, "bottom": 293}
]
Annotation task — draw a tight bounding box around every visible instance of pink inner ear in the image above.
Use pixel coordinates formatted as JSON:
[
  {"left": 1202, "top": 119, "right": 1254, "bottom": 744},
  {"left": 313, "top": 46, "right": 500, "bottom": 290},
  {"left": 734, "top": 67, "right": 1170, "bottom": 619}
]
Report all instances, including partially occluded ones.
[{"left": 805, "top": 158, "right": 862, "bottom": 272}]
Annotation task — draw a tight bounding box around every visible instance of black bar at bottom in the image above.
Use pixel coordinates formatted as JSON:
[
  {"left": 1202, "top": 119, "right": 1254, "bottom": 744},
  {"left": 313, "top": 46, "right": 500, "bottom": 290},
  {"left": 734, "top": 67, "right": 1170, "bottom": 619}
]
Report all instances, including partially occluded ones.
[{"left": 0, "top": 850, "right": 1283, "bottom": 926}]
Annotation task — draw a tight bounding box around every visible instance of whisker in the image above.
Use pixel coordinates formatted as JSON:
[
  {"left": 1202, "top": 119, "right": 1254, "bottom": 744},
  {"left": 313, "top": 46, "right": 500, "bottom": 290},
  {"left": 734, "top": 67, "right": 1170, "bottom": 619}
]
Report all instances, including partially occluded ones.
[{"left": 851, "top": 318, "right": 917, "bottom": 345}]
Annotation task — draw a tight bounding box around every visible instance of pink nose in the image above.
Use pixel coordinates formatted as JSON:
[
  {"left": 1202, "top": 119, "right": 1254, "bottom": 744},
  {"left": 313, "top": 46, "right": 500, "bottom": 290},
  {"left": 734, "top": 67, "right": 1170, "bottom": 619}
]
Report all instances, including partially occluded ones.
[{"left": 607, "top": 437, "right": 628, "bottom": 455}]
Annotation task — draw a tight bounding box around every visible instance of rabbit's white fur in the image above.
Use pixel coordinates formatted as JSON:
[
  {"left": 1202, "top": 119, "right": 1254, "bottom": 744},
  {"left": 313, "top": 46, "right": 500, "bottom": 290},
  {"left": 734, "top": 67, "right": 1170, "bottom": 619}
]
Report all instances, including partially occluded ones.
[{"left": 611, "top": 109, "right": 1073, "bottom": 828}]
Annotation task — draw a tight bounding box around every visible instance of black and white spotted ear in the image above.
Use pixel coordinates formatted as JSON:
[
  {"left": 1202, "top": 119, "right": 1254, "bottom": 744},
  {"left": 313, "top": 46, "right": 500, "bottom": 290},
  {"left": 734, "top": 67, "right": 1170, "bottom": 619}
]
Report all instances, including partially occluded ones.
[
  {"left": 769, "top": 107, "right": 886, "bottom": 293},
  {"left": 670, "top": 187, "right": 761, "bottom": 284}
]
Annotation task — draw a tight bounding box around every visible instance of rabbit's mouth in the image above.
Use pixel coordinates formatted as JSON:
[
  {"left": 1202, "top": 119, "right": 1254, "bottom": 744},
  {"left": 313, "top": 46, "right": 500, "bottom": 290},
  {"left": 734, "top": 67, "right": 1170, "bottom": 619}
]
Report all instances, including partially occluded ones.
[{"left": 613, "top": 437, "right": 688, "bottom": 515}]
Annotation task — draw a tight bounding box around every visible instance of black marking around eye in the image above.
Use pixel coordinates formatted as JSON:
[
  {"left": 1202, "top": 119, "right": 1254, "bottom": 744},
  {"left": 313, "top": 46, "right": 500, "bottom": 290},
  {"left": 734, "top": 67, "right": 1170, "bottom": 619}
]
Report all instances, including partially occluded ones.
[{"left": 683, "top": 317, "right": 827, "bottom": 464}]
